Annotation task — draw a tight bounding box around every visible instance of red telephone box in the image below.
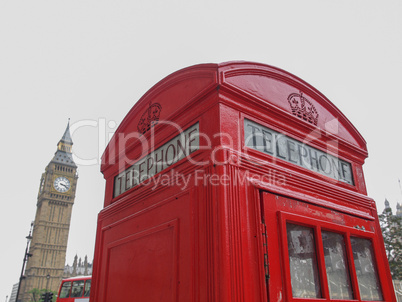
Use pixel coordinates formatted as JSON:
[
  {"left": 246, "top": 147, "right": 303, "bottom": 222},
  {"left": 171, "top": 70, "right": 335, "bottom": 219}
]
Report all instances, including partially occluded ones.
[{"left": 91, "top": 62, "right": 396, "bottom": 302}]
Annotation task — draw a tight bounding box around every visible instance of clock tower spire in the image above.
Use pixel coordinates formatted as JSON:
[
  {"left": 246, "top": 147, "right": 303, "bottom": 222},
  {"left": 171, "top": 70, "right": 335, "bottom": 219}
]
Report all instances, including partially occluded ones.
[
  {"left": 18, "top": 121, "right": 79, "bottom": 302},
  {"left": 51, "top": 120, "right": 76, "bottom": 168}
]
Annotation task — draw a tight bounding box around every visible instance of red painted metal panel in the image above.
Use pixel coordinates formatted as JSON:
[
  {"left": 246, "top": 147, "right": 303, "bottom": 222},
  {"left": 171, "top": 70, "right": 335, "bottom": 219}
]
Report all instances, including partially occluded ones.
[{"left": 105, "top": 221, "right": 177, "bottom": 301}]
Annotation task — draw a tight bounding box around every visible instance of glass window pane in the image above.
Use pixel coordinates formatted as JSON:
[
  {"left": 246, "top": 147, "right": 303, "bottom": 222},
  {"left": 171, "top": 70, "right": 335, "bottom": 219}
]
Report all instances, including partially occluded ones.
[
  {"left": 59, "top": 281, "right": 71, "bottom": 298},
  {"left": 286, "top": 223, "right": 321, "bottom": 298},
  {"left": 71, "top": 280, "right": 85, "bottom": 297},
  {"left": 84, "top": 280, "right": 91, "bottom": 297},
  {"left": 322, "top": 231, "right": 353, "bottom": 299},
  {"left": 351, "top": 237, "right": 383, "bottom": 301}
]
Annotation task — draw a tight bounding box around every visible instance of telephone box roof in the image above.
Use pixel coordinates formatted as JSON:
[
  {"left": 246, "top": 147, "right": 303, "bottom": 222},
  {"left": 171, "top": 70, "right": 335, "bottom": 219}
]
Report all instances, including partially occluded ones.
[{"left": 102, "top": 61, "right": 367, "bottom": 171}]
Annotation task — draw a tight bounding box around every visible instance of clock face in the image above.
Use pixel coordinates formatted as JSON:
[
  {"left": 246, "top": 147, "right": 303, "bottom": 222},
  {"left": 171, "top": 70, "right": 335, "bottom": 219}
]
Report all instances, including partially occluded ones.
[{"left": 54, "top": 176, "right": 71, "bottom": 193}]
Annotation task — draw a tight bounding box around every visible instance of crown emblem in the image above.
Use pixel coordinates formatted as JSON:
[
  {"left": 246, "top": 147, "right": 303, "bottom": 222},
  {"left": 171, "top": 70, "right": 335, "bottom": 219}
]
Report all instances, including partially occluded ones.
[
  {"left": 288, "top": 91, "right": 319, "bottom": 125},
  {"left": 137, "top": 102, "right": 162, "bottom": 134}
]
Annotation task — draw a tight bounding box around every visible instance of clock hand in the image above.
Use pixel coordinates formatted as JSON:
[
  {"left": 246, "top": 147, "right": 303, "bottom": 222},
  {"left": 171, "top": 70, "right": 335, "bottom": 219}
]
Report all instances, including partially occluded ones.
[{"left": 60, "top": 183, "right": 68, "bottom": 188}]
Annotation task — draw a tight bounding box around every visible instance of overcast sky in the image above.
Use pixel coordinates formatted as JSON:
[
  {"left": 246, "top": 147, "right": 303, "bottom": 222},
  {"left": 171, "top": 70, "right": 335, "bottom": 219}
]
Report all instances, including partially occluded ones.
[{"left": 1, "top": 0, "right": 401, "bottom": 299}]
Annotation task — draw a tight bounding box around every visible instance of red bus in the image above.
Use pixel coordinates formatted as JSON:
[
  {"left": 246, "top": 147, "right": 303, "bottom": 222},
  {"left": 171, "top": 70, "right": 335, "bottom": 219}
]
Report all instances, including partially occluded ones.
[{"left": 56, "top": 276, "right": 91, "bottom": 302}]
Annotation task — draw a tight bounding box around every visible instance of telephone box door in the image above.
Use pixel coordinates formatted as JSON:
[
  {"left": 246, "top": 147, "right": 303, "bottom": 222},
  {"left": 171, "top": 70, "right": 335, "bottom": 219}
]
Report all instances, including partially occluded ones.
[{"left": 261, "top": 192, "right": 393, "bottom": 302}]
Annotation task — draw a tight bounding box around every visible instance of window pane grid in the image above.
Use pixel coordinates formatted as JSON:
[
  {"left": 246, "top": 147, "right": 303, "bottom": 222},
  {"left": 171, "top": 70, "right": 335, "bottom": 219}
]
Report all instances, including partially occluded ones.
[
  {"left": 71, "top": 280, "right": 85, "bottom": 298},
  {"left": 286, "top": 223, "right": 322, "bottom": 299},
  {"left": 59, "top": 282, "right": 71, "bottom": 298},
  {"left": 322, "top": 230, "right": 353, "bottom": 300},
  {"left": 84, "top": 279, "right": 91, "bottom": 297},
  {"left": 283, "top": 216, "right": 384, "bottom": 302},
  {"left": 350, "top": 237, "right": 383, "bottom": 301}
]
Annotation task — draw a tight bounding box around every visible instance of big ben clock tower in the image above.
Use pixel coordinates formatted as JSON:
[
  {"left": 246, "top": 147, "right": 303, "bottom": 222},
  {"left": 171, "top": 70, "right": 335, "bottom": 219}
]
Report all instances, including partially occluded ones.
[{"left": 19, "top": 122, "right": 78, "bottom": 301}]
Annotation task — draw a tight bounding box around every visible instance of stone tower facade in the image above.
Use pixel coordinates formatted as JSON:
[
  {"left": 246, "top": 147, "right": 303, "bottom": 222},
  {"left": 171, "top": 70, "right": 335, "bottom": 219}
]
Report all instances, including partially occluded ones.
[{"left": 19, "top": 122, "right": 78, "bottom": 301}]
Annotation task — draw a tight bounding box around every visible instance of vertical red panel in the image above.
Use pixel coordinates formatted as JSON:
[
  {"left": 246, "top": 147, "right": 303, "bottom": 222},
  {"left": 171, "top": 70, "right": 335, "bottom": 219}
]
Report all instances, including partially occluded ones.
[{"left": 105, "top": 223, "right": 177, "bottom": 301}]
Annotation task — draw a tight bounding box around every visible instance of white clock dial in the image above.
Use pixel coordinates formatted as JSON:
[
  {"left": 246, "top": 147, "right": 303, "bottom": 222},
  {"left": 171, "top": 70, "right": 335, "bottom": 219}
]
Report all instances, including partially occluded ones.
[{"left": 54, "top": 176, "right": 71, "bottom": 193}]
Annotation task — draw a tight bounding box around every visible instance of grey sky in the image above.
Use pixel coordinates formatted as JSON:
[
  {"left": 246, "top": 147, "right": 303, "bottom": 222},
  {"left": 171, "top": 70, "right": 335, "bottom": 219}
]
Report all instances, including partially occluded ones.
[{"left": 1, "top": 0, "right": 401, "bottom": 299}]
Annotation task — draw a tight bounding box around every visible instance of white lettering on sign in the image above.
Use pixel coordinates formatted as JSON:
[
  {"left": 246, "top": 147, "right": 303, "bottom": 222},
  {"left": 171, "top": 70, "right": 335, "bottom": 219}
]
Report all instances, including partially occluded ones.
[
  {"left": 114, "top": 123, "right": 199, "bottom": 197},
  {"left": 244, "top": 119, "right": 354, "bottom": 185}
]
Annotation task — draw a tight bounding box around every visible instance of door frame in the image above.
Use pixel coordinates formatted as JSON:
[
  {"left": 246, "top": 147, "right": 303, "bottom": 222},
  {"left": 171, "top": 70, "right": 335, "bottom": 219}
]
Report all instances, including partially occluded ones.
[{"left": 259, "top": 191, "right": 392, "bottom": 302}]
